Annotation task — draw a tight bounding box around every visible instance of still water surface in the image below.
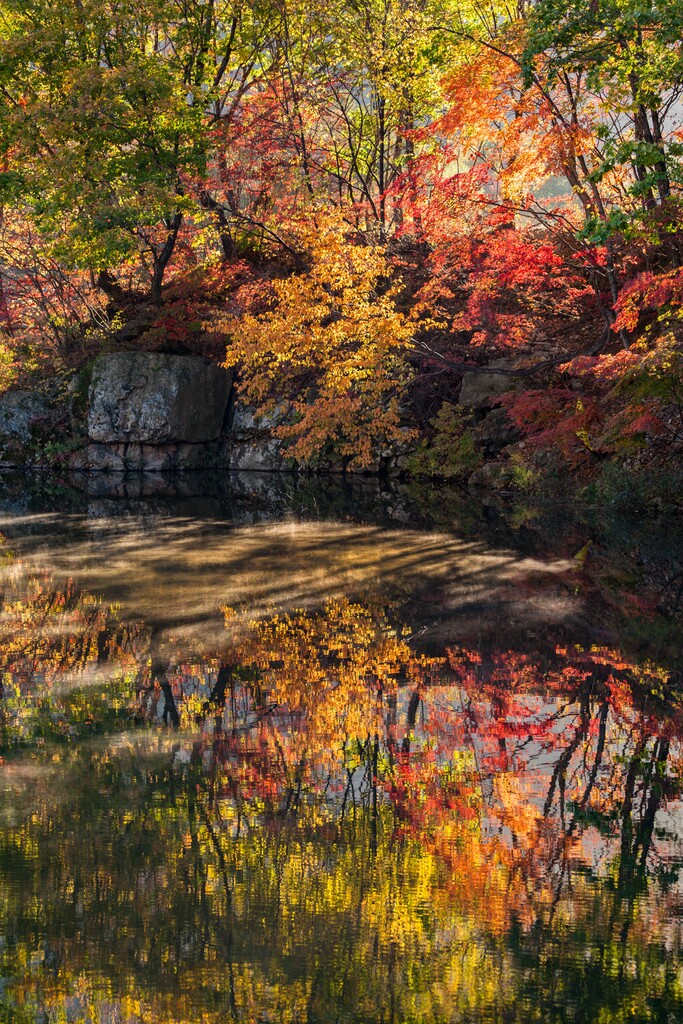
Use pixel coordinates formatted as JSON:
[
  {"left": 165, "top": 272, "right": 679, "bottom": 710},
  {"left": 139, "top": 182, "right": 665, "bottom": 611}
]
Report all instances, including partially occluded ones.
[{"left": 0, "top": 476, "right": 682, "bottom": 1023}]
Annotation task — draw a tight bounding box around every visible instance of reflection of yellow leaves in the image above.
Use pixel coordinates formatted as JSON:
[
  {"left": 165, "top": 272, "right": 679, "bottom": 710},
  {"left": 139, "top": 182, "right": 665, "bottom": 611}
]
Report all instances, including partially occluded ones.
[
  {"left": 493, "top": 773, "right": 541, "bottom": 846},
  {"left": 221, "top": 604, "right": 237, "bottom": 626}
]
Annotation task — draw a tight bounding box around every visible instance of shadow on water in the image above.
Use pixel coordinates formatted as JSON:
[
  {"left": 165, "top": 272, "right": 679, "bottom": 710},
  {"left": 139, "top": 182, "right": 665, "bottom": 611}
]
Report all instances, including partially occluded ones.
[{"left": 0, "top": 471, "right": 682, "bottom": 1023}]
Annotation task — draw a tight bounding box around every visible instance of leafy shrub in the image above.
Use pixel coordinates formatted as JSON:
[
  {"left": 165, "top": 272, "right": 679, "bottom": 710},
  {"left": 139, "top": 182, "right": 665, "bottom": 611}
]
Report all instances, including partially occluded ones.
[{"left": 408, "top": 402, "right": 483, "bottom": 480}]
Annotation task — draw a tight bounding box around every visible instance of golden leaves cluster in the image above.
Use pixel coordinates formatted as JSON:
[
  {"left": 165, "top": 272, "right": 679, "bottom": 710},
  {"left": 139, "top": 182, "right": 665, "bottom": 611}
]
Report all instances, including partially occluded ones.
[{"left": 223, "top": 213, "right": 415, "bottom": 467}]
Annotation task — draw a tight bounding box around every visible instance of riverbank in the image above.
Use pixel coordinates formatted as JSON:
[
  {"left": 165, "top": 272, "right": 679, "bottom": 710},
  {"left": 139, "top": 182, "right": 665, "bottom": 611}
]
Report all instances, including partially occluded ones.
[{"left": 1, "top": 335, "right": 682, "bottom": 515}]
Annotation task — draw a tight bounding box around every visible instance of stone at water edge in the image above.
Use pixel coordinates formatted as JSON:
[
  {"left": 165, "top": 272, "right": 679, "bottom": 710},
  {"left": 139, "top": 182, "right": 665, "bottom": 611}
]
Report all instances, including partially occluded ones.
[
  {"left": 87, "top": 352, "right": 232, "bottom": 444},
  {"left": 229, "top": 438, "right": 291, "bottom": 472},
  {"left": 228, "top": 401, "right": 291, "bottom": 471},
  {"left": 69, "top": 441, "right": 218, "bottom": 473}
]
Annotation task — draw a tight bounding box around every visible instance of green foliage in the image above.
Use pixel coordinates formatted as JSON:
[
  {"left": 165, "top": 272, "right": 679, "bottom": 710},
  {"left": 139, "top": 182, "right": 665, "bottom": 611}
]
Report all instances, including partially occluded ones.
[
  {"left": 507, "top": 449, "right": 541, "bottom": 492},
  {"left": 523, "top": 0, "right": 683, "bottom": 236},
  {"left": 0, "top": 0, "right": 277, "bottom": 298},
  {"left": 408, "top": 403, "right": 482, "bottom": 480}
]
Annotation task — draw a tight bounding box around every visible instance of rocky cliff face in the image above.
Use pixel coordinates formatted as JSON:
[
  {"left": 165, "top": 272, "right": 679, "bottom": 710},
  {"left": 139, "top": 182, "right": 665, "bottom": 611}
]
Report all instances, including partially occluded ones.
[
  {"left": 87, "top": 352, "right": 231, "bottom": 444},
  {"left": 68, "top": 353, "right": 232, "bottom": 473},
  {"left": 1, "top": 352, "right": 408, "bottom": 477}
]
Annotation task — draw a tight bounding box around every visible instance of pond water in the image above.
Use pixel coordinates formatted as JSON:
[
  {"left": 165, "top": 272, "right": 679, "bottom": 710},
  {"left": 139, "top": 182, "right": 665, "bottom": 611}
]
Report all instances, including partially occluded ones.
[{"left": 0, "top": 474, "right": 682, "bottom": 1023}]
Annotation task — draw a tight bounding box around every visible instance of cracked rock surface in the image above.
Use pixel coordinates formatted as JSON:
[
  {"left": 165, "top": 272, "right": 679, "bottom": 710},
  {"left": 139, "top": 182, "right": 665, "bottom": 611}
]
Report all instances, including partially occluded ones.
[{"left": 87, "top": 352, "right": 231, "bottom": 444}]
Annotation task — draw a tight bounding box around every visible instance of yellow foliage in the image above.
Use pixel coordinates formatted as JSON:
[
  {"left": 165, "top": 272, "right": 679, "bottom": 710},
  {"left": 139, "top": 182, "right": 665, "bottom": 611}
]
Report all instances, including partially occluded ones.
[{"left": 223, "top": 213, "right": 415, "bottom": 468}]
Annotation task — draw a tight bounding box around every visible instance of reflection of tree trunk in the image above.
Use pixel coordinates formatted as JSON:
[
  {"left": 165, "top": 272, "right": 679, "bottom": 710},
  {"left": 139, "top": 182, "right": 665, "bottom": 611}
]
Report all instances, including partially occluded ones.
[
  {"left": 198, "top": 800, "right": 239, "bottom": 1017},
  {"left": 605, "top": 737, "right": 671, "bottom": 982},
  {"left": 371, "top": 734, "right": 379, "bottom": 853},
  {"left": 617, "top": 736, "right": 669, "bottom": 895},
  {"left": 549, "top": 700, "right": 610, "bottom": 921},
  {"left": 0, "top": 671, "right": 6, "bottom": 748},
  {"left": 149, "top": 626, "right": 180, "bottom": 729},
  {"left": 543, "top": 696, "right": 589, "bottom": 817},
  {"left": 340, "top": 766, "right": 357, "bottom": 823},
  {"left": 386, "top": 690, "right": 397, "bottom": 764},
  {"left": 187, "top": 789, "right": 239, "bottom": 1017},
  {"left": 96, "top": 627, "right": 111, "bottom": 667},
  {"left": 205, "top": 663, "right": 233, "bottom": 733},
  {"left": 618, "top": 738, "right": 645, "bottom": 894},
  {"left": 280, "top": 754, "right": 306, "bottom": 818},
  {"left": 576, "top": 700, "right": 608, "bottom": 815},
  {"left": 402, "top": 689, "right": 420, "bottom": 755},
  {"left": 208, "top": 664, "right": 231, "bottom": 707},
  {"left": 159, "top": 675, "right": 180, "bottom": 728},
  {"left": 635, "top": 737, "right": 670, "bottom": 873}
]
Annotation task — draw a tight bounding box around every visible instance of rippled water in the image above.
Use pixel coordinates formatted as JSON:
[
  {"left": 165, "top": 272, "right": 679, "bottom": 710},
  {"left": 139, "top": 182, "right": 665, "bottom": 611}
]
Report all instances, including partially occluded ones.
[{"left": 0, "top": 475, "right": 682, "bottom": 1023}]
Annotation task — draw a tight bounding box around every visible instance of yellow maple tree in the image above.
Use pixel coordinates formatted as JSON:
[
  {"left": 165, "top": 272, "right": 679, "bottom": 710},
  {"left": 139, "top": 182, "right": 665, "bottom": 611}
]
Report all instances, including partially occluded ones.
[{"left": 223, "top": 213, "right": 415, "bottom": 468}]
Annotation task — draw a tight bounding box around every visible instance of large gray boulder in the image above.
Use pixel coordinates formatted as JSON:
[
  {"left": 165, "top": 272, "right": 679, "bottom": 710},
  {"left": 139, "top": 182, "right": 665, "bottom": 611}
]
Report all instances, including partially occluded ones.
[{"left": 87, "top": 352, "right": 231, "bottom": 444}]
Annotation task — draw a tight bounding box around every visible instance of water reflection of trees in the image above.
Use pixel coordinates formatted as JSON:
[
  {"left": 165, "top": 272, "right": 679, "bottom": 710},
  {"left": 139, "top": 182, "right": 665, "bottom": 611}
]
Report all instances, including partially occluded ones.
[
  {"left": 0, "top": 548, "right": 146, "bottom": 749},
  {"left": 168, "top": 601, "right": 683, "bottom": 1019},
  {"left": 1, "top": 572, "right": 683, "bottom": 1020}
]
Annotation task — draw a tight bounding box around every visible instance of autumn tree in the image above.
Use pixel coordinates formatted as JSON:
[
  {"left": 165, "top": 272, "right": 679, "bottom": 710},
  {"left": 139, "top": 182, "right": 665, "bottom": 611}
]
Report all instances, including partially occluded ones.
[
  {"left": 0, "top": 0, "right": 278, "bottom": 305},
  {"left": 424, "top": 1, "right": 683, "bottom": 320},
  {"left": 223, "top": 213, "right": 415, "bottom": 466}
]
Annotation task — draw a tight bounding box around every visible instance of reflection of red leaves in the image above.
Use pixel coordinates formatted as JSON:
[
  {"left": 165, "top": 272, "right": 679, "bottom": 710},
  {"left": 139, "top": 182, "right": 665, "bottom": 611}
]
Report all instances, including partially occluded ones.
[
  {"left": 386, "top": 753, "right": 481, "bottom": 833},
  {"left": 445, "top": 644, "right": 681, "bottom": 742}
]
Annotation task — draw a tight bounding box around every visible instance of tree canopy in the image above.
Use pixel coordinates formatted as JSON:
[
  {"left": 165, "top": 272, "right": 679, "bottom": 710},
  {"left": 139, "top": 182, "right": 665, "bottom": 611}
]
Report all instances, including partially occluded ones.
[{"left": 0, "top": 0, "right": 681, "bottom": 480}]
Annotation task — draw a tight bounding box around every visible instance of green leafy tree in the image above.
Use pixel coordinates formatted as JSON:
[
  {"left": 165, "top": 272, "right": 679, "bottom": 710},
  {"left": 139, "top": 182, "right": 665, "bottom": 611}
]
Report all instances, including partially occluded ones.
[
  {"left": 0, "top": 0, "right": 276, "bottom": 303},
  {"left": 522, "top": 0, "right": 683, "bottom": 246}
]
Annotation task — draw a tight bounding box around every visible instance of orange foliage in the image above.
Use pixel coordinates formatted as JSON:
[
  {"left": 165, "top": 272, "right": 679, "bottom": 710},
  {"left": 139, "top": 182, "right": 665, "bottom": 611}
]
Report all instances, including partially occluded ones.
[{"left": 222, "top": 214, "right": 415, "bottom": 466}]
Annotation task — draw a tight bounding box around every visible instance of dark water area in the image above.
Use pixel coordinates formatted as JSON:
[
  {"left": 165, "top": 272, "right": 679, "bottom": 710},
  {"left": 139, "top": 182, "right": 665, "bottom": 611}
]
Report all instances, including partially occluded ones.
[{"left": 0, "top": 472, "right": 682, "bottom": 1023}]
